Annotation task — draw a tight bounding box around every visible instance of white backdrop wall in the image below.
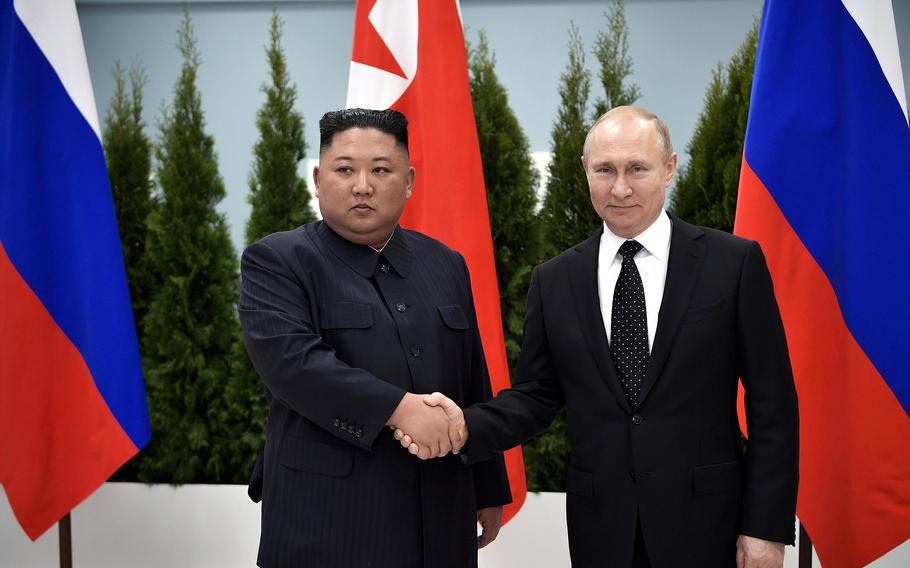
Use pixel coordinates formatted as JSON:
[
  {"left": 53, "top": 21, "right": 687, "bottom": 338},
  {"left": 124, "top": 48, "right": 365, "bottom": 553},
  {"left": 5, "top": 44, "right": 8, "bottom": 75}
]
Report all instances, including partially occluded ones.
[
  {"left": 75, "top": 0, "right": 910, "bottom": 252},
  {"left": 2, "top": 483, "right": 909, "bottom": 567}
]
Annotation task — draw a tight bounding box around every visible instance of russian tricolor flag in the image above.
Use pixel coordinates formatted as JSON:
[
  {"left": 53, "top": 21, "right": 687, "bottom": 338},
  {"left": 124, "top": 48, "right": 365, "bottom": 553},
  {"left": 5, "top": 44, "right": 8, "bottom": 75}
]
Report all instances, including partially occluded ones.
[
  {"left": 0, "top": 0, "right": 150, "bottom": 540},
  {"left": 735, "top": 0, "right": 910, "bottom": 565}
]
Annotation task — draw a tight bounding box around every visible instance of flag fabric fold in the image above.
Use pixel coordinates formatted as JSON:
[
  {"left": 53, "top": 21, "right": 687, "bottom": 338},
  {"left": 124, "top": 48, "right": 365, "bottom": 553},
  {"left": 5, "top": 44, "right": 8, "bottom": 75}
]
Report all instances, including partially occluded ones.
[
  {"left": 346, "top": 0, "right": 527, "bottom": 522},
  {"left": 0, "top": 0, "right": 150, "bottom": 540},
  {"left": 735, "top": 0, "right": 910, "bottom": 564}
]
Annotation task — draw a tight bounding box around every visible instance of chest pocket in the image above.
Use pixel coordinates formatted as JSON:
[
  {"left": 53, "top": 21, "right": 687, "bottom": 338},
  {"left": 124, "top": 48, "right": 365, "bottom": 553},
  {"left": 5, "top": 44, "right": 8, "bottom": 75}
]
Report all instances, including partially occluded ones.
[
  {"left": 319, "top": 302, "right": 373, "bottom": 329},
  {"left": 438, "top": 305, "right": 468, "bottom": 331}
]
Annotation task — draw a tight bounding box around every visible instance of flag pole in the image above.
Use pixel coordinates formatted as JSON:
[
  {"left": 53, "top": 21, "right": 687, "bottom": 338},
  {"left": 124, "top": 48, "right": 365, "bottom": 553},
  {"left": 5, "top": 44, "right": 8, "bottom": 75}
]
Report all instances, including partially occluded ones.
[
  {"left": 59, "top": 513, "right": 72, "bottom": 568},
  {"left": 798, "top": 521, "right": 812, "bottom": 568}
]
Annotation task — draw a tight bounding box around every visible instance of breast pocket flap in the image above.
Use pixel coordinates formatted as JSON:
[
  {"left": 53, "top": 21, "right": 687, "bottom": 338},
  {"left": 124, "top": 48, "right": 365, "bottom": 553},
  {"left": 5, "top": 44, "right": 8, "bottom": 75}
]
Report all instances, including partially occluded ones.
[
  {"left": 280, "top": 436, "right": 353, "bottom": 478},
  {"left": 319, "top": 302, "right": 373, "bottom": 329},
  {"left": 683, "top": 297, "right": 727, "bottom": 323},
  {"left": 438, "top": 305, "right": 469, "bottom": 330}
]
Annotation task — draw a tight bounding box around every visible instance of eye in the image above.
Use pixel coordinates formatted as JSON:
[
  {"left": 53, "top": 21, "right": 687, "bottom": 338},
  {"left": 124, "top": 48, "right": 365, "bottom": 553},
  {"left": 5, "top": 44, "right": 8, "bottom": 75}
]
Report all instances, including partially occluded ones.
[
  {"left": 372, "top": 166, "right": 390, "bottom": 174},
  {"left": 336, "top": 166, "right": 353, "bottom": 174},
  {"left": 596, "top": 166, "right": 614, "bottom": 174}
]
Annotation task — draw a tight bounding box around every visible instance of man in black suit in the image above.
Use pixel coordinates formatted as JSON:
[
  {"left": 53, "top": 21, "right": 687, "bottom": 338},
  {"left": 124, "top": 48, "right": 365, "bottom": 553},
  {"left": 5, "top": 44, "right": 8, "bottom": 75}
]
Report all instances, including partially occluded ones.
[
  {"left": 397, "top": 106, "right": 798, "bottom": 567},
  {"left": 239, "top": 108, "right": 510, "bottom": 567}
]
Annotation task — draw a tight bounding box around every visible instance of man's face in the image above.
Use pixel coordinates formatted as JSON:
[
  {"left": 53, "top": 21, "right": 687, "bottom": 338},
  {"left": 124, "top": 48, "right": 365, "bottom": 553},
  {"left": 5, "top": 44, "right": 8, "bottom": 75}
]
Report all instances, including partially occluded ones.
[
  {"left": 314, "top": 127, "right": 415, "bottom": 248},
  {"left": 582, "top": 115, "right": 677, "bottom": 238}
]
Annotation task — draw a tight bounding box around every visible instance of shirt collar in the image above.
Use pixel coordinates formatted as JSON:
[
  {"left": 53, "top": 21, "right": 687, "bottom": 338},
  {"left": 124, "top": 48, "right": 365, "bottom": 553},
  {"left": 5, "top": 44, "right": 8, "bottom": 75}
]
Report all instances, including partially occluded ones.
[
  {"left": 600, "top": 209, "right": 672, "bottom": 262},
  {"left": 318, "top": 221, "right": 412, "bottom": 278}
]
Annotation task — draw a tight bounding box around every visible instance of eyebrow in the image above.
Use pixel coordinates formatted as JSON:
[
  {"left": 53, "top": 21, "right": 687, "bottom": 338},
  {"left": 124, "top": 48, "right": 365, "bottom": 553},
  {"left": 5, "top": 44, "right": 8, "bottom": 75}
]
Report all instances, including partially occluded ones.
[{"left": 332, "top": 155, "right": 393, "bottom": 162}]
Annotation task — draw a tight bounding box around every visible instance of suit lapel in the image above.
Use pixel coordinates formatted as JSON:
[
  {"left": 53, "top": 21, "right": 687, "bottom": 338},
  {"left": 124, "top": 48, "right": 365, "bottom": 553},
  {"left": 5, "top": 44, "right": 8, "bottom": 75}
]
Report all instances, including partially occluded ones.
[
  {"left": 567, "top": 228, "right": 633, "bottom": 414},
  {"left": 637, "top": 215, "right": 705, "bottom": 407}
]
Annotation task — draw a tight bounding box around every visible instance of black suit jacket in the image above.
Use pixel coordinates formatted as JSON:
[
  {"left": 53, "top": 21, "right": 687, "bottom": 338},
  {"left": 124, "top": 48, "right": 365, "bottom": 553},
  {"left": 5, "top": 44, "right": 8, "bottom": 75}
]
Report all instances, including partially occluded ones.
[
  {"left": 463, "top": 215, "right": 798, "bottom": 567},
  {"left": 240, "top": 221, "right": 511, "bottom": 568}
]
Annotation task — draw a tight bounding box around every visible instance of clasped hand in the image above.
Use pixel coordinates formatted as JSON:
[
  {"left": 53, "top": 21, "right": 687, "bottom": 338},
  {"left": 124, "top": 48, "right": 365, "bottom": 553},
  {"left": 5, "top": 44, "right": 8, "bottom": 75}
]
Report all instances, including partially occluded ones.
[{"left": 387, "top": 392, "right": 467, "bottom": 459}]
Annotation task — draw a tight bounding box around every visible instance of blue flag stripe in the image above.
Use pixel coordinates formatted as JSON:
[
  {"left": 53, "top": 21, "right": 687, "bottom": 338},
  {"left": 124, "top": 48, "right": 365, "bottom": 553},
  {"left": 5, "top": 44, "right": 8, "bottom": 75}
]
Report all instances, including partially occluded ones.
[
  {"left": 0, "top": 2, "right": 150, "bottom": 447},
  {"left": 745, "top": 0, "right": 910, "bottom": 414}
]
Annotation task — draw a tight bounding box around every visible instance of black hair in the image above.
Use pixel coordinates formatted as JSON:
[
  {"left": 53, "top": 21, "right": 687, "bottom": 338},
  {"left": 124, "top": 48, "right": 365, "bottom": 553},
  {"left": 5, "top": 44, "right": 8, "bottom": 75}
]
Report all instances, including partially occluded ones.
[{"left": 318, "top": 108, "right": 409, "bottom": 154}]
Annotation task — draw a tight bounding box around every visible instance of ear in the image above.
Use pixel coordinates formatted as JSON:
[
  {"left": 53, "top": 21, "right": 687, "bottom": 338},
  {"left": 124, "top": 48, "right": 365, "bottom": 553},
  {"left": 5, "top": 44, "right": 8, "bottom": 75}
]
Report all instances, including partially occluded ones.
[
  {"left": 406, "top": 166, "right": 415, "bottom": 199},
  {"left": 313, "top": 166, "right": 321, "bottom": 198},
  {"left": 580, "top": 154, "right": 588, "bottom": 171},
  {"left": 664, "top": 153, "right": 678, "bottom": 186}
]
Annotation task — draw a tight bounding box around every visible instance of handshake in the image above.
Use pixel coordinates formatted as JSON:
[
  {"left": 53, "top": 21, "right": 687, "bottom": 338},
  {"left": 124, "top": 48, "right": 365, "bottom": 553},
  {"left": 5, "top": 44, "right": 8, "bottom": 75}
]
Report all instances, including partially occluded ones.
[{"left": 386, "top": 392, "right": 468, "bottom": 459}]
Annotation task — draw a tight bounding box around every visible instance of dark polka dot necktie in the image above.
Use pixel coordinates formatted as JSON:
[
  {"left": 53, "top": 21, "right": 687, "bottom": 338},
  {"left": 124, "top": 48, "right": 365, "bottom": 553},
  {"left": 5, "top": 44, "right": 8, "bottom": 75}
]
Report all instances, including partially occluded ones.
[{"left": 611, "top": 240, "right": 649, "bottom": 407}]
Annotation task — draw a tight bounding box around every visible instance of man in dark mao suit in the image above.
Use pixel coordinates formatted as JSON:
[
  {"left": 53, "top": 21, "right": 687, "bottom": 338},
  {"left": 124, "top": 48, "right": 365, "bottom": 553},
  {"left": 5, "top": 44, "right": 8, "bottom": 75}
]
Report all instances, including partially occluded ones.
[
  {"left": 239, "top": 108, "right": 511, "bottom": 568},
  {"left": 398, "top": 106, "right": 798, "bottom": 568}
]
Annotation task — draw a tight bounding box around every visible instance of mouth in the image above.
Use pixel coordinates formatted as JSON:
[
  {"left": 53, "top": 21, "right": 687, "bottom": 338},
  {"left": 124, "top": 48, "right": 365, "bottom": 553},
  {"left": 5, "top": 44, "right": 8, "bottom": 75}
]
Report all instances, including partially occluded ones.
[{"left": 351, "top": 203, "right": 374, "bottom": 211}]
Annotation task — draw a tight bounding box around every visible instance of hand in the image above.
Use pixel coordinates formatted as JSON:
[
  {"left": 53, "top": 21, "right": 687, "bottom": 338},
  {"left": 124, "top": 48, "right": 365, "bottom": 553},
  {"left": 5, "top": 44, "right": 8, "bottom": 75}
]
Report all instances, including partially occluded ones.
[
  {"left": 393, "top": 392, "right": 468, "bottom": 456},
  {"left": 386, "top": 393, "right": 452, "bottom": 459},
  {"left": 476, "top": 506, "right": 503, "bottom": 549},
  {"left": 736, "top": 535, "right": 784, "bottom": 568}
]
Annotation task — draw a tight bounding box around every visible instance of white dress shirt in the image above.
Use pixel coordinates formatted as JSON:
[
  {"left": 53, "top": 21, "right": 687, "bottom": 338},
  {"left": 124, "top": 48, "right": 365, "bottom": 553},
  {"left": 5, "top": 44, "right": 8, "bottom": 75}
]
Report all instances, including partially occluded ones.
[{"left": 597, "top": 210, "right": 672, "bottom": 352}]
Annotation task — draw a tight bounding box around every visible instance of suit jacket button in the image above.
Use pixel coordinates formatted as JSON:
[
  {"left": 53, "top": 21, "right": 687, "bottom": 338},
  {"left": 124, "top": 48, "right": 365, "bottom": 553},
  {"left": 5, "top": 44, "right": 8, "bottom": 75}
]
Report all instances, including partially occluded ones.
[
  {"left": 355, "top": 429, "right": 363, "bottom": 438},
  {"left": 410, "top": 346, "right": 422, "bottom": 357},
  {"left": 396, "top": 302, "right": 407, "bottom": 312},
  {"left": 632, "top": 414, "right": 643, "bottom": 425},
  {"left": 380, "top": 263, "right": 391, "bottom": 273}
]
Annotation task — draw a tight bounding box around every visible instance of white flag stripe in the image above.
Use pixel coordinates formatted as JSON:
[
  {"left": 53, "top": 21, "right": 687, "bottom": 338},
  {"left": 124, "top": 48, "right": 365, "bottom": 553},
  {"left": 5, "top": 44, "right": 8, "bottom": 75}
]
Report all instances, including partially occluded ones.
[
  {"left": 346, "top": 61, "right": 411, "bottom": 110},
  {"left": 369, "top": 0, "right": 418, "bottom": 80},
  {"left": 345, "top": 0, "right": 418, "bottom": 110},
  {"left": 13, "top": 0, "right": 101, "bottom": 139},
  {"left": 841, "top": 0, "right": 908, "bottom": 123}
]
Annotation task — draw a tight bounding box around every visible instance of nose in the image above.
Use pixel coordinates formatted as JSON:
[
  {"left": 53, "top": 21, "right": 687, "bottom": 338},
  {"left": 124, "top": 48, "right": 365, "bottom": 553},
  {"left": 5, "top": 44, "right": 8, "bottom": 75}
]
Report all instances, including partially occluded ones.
[
  {"left": 611, "top": 174, "right": 632, "bottom": 198},
  {"left": 353, "top": 171, "right": 372, "bottom": 196}
]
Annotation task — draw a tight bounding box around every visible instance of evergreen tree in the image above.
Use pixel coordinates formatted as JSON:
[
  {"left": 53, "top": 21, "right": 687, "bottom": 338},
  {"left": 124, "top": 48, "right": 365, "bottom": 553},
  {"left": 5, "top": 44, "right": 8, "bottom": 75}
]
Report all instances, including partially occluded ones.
[
  {"left": 537, "top": 24, "right": 595, "bottom": 260},
  {"left": 592, "top": 0, "right": 641, "bottom": 117},
  {"left": 244, "top": 10, "right": 315, "bottom": 245},
  {"left": 222, "top": 10, "right": 317, "bottom": 483},
  {"left": 669, "top": 22, "right": 758, "bottom": 232},
  {"left": 103, "top": 61, "right": 156, "bottom": 482},
  {"left": 524, "top": 24, "right": 592, "bottom": 491},
  {"left": 138, "top": 8, "right": 239, "bottom": 483},
  {"left": 468, "top": 31, "right": 539, "bottom": 369},
  {"left": 103, "top": 61, "right": 155, "bottom": 337}
]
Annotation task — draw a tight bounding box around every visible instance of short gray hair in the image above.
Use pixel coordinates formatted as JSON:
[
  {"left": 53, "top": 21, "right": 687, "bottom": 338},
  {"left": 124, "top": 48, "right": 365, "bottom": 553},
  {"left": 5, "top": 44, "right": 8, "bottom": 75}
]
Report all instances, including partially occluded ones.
[{"left": 582, "top": 106, "right": 673, "bottom": 162}]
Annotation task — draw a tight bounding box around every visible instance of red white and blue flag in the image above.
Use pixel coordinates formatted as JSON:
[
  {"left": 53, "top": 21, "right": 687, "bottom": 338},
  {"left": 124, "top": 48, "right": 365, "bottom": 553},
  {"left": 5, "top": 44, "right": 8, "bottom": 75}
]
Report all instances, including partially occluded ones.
[
  {"left": 0, "top": 0, "right": 150, "bottom": 540},
  {"left": 346, "top": 0, "right": 527, "bottom": 522},
  {"left": 735, "top": 0, "right": 910, "bottom": 564}
]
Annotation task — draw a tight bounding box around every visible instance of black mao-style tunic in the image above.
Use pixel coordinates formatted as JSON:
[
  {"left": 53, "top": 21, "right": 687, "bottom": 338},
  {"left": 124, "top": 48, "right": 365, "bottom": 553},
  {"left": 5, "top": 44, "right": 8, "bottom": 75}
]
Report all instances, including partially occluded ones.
[{"left": 240, "top": 221, "right": 511, "bottom": 568}]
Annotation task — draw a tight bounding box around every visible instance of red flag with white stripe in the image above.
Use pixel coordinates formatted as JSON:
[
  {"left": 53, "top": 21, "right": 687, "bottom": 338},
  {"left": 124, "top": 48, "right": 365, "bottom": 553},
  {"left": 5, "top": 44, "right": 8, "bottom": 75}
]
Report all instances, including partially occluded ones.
[{"left": 346, "top": 0, "right": 527, "bottom": 523}]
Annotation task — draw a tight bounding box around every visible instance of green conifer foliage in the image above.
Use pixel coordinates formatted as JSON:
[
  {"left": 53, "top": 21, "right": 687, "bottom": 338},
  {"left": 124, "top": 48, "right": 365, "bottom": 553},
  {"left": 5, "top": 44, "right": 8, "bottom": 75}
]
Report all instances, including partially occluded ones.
[
  {"left": 592, "top": 0, "right": 641, "bottom": 117},
  {"left": 669, "top": 22, "right": 758, "bottom": 233},
  {"left": 244, "top": 10, "right": 316, "bottom": 244},
  {"left": 537, "top": 24, "right": 596, "bottom": 260},
  {"left": 103, "top": 62, "right": 154, "bottom": 335},
  {"left": 138, "top": 9, "right": 239, "bottom": 483},
  {"left": 468, "top": 31, "right": 540, "bottom": 369},
  {"left": 524, "top": 24, "right": 592, "bottom": 491},
  {"left": 102, "top": 62, "right": 155, "bottom": 482},
  {"left": 222, "top": 11, "right": 317, "bottom": 483}
]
